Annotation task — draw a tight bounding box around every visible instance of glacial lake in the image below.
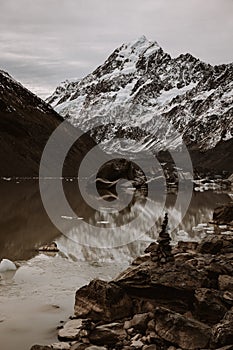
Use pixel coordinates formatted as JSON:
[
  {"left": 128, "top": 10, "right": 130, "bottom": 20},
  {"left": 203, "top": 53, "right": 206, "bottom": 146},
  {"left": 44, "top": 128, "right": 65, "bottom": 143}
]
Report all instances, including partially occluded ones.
[{"left": 0, "top": 179, "right": 232, "bottom": 350}]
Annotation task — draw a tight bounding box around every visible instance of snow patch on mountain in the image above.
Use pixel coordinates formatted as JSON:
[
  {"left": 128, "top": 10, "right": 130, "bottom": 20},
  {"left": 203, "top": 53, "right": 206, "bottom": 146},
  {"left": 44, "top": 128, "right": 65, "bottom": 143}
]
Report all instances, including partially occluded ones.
[{"left": 47, "top": 36, "right": 233, "bottom": 153}]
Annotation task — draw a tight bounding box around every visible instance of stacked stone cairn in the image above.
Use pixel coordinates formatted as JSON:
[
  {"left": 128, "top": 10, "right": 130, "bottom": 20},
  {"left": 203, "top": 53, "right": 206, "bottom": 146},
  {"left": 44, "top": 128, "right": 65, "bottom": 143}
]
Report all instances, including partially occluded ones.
[{"left": 150, "top": 213, "right": 174, "bottom": 264}]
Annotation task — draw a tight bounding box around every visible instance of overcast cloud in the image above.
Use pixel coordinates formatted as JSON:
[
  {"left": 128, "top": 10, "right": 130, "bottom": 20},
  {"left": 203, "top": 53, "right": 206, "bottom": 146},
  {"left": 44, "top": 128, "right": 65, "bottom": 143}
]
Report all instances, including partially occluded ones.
[{"left": 0, "top": 0, "right": 233, "bottom": 98}]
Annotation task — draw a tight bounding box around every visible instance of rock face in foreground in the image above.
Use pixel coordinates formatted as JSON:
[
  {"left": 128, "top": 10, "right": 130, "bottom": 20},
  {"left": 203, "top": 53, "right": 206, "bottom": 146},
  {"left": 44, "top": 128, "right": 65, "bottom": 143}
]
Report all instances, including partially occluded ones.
[
  {"left": 32, "top": 219, "right": 233, "bottom": 350},
  {"left": 74, "top": 279, "right": 133, "bottom": 322}
]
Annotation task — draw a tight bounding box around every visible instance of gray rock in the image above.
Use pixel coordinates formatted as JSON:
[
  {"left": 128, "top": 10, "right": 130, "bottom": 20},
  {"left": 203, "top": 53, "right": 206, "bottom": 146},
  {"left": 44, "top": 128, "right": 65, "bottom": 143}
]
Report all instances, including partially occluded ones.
[
  {"left": 74, "top": 279, "right": 132, "bottom": 322},
  {"left": 194, "top": 288, "right": 228, "bottom": 324},
  {"left": 154, "top": 307, "right": 211, "bottom": 350},
  {"left": 126, "top": 313, "right": 150, "bottom": 332},
  {"left": 131, "top": 340, "right": 144, "bottom": 348},
  {"left": 58, "top": 319, "right": 82, "bottom": 341}
]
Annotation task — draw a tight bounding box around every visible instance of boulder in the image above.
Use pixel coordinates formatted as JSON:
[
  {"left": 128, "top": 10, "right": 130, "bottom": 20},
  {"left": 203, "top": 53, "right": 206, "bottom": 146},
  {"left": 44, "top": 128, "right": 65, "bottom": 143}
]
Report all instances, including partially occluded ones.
[
  {"left": 219, "top": 275, "right": 233, "bottom": 292},
  {"left": 58, "top": 319, "right": 82, "bottom": 341},
  {"left": 197, "top": 235, "right": 224, "bottom": 254},
  {"left": 89, "top": 322, "right": 126, "bottom": 346},
  {"left": 74, "top": 279, "right": 132, "bottom": 322},
  {"left": 197, "top": 234, "right": 233, "bottom": 255},
  {"left": 115, "top": 263, "right": 151, "bottom": 287},
  {"left": 154, "top": 307, "right": 211, "bottom": 350},
  {"left": 150, "top": 262, "right": 210, "bottom": 290},
  {"left": 194, "top": 288, "right": 228, "bottom": 324}
]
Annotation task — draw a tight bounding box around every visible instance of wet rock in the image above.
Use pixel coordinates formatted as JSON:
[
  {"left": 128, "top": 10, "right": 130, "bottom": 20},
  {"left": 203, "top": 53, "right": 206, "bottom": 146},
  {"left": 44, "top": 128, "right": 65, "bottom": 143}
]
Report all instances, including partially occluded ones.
[
  {"left": 154, "top": 307, "right": 211, "bottom": 349},
  {"left": 58, "top": 319, "right": 82, "bottom": 341},
  {"left": 74, "top": 279, "right": 132, "bottom": 322},
  {"left": 194, "top": 288, "right": 228, "bottom": 324},
  {"left": 89, "top": 322, "right": 126, "bottom": 345},
  {"left": 213, "top": 204, "right": 233, "bottom": 225},
  {"left": 219, "top": 275, "right": 233, "bottom": 292}
]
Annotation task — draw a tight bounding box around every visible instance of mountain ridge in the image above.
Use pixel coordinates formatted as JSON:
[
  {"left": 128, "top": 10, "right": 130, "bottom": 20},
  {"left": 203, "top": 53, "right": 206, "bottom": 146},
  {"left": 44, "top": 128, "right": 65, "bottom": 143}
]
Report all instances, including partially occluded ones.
[
  {"left": 0, "top": 70, "right": 96, "bottom": 177},
  {"left": 47, "top": 36, "right": 233, "bottom": 164}
]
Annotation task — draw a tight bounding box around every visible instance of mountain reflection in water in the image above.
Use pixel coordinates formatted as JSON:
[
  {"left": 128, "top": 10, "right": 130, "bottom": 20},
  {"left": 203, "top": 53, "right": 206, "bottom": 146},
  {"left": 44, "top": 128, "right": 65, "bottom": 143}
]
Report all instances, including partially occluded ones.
[{"left": 0, "top": 180, "right": 231, "bottom": 262}]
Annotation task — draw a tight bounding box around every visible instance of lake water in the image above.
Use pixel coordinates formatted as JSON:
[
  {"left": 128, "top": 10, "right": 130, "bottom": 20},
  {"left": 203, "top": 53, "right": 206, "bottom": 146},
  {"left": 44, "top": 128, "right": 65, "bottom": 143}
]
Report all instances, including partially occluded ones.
[{"left": 0, "top": 179, "right": 231, "bottom": 350}]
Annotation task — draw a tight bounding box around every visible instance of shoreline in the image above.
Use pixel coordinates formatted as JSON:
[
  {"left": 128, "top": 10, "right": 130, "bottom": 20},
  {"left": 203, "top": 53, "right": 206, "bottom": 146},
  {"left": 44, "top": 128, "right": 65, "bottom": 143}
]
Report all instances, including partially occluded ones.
[{"left": 31, "top": 204, "right": 233, "bottom": 350}]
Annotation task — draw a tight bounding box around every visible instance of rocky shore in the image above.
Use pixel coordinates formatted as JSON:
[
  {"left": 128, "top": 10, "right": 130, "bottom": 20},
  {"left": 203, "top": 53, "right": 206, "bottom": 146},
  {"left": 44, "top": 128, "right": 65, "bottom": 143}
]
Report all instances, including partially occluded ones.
[{"left": 31, "top": 204, "right": 233, "bottom": 350}]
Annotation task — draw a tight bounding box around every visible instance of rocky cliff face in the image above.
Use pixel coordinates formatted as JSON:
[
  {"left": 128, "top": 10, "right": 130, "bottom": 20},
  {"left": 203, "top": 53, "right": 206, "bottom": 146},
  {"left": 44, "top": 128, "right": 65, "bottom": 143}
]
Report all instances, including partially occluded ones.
[
  {"left": 48, "top": 36, "right": 233, "bottom": 157},
  {"left": 0, "top": 70, "right": 95, "bottom": 177}
]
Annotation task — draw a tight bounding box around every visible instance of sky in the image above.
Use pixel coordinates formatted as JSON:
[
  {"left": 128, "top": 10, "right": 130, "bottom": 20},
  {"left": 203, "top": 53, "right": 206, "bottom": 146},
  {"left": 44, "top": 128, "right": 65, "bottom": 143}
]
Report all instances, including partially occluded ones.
[{"left": 0, "top": 0, "right": 233, "bottom": 99}]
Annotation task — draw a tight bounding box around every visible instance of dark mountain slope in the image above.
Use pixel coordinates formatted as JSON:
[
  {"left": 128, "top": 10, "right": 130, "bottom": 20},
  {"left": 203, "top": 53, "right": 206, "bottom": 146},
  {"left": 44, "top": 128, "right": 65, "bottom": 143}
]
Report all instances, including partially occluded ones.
[{"left": 0, "top": 70, "right": 96, "bottom": 177}]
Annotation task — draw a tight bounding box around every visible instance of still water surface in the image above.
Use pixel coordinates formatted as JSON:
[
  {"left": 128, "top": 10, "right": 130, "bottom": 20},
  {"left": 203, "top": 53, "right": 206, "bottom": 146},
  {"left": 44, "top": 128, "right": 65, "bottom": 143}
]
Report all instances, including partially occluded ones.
[{"left": 0, "top": 180, "right": 231, "bottom": 350}]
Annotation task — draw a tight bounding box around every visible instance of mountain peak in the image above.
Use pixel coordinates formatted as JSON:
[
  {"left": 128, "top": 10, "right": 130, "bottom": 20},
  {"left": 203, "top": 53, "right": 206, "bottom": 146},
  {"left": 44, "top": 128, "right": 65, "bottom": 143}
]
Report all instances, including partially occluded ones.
[
  {"left": 129, "top": 35, "right": 159, "bottom": 49},
  {"left": 118, "top": 36, "right": 160, "bottom": 60}
]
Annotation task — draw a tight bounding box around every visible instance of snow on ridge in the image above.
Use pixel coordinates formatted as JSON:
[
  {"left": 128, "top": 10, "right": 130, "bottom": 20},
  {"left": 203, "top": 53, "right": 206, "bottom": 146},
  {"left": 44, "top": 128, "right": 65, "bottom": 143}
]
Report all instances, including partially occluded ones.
[
  {"left": 48, "top": 37, "right": 233, "bottom": 152},
  {"left": 120, "top": 35, "right": 160, "bottom": 59},
  {"left": 157, "top": 82, "right": 198, "bottom": 106}
]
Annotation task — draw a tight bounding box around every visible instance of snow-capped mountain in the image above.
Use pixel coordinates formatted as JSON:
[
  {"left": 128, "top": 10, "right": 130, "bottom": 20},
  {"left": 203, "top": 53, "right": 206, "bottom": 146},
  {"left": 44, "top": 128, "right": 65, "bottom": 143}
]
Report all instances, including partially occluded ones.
[{"left": 48, "top": 36, "right": 233, "bottom": 156}]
